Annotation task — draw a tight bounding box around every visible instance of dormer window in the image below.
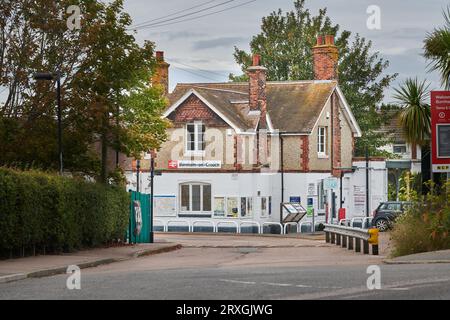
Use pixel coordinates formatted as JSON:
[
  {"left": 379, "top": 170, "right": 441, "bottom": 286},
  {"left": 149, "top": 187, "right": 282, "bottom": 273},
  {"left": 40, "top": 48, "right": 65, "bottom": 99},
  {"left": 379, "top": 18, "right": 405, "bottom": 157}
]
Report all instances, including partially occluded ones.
[{"left": 186, "top": 122, "right": 205, "bottom": 155}]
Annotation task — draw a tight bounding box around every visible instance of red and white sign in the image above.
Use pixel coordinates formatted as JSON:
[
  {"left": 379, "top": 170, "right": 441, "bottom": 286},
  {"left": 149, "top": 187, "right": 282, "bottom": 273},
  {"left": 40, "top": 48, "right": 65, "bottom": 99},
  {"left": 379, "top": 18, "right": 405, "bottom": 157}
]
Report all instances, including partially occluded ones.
[
  {"left": 168, "top": 160, "right": 221, "bottom": 169},
  {"left": 168, "top": 160, "right": 178, "bottom": 169},
  {"left": 431, "top": 91, "right": 450, "bottom": 173}
]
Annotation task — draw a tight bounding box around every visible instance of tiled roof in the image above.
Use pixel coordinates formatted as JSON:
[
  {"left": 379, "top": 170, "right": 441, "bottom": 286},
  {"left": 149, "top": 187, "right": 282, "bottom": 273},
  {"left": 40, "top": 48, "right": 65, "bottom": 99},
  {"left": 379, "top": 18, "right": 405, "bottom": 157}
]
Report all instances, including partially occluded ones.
[
  {"left": 376, "top": 109, "right": 406, "bottom": 143},
  {"left": 167, "top": 81, "right": 337, "bottom": 133}
]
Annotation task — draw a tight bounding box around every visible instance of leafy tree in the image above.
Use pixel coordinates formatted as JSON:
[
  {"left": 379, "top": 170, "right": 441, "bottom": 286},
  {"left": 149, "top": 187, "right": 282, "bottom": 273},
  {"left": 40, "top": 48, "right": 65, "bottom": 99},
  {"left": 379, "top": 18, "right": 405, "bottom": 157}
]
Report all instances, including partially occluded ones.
[
  {"left": 0, "top": 0, "right": 169, "bottom": 181},
  {"left": 424, "top": 5, "right": 450, "bottom": 89},
  {"left": 230, "top": 0, "right": 397, "bottom": 156}
]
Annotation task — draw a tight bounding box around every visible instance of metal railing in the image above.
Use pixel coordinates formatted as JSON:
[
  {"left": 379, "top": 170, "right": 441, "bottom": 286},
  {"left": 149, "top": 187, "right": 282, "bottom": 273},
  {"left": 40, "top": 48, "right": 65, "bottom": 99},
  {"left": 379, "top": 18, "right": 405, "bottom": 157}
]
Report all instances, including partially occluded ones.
[
  {"left": 153, "top": 219, "right": 167, "bottom": 232},
  {"left": 324, "top": 223, "right": 379, "bottom": 255},
  {"left": 166, "top": 220, "right": 192, "bottom": 232},
  {"left": 192, "top": 220, "right": 217, "bottom": 233},
  {"left": 262, "top": 222, "right": 284, "bottom": 235},
  {"left": 216, "top": 220, "right": 240, "bottom": 233},
  {"left": 283, "top": 222, "right": 298, "bottom": 234},
  {"left": 240, "top": 221, "right": 261, "bottom": 234}
]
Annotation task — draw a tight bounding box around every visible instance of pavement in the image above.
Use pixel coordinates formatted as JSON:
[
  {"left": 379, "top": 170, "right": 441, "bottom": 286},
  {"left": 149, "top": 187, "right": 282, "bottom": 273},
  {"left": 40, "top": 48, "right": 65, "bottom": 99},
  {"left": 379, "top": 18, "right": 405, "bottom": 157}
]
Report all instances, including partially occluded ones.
[
  {"left": 384, "top": 249, "right": 450, "bottom": 264},
  {"left": 0, "top": 242, "right": 181, "bottom": 284}
]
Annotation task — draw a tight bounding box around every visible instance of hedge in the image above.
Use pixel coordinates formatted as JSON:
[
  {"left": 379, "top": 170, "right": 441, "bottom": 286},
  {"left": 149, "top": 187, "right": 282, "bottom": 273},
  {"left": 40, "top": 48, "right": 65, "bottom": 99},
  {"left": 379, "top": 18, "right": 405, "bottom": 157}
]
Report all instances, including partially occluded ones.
[{"left": 0, "top": 167, "right": 130, "bottom": 257}]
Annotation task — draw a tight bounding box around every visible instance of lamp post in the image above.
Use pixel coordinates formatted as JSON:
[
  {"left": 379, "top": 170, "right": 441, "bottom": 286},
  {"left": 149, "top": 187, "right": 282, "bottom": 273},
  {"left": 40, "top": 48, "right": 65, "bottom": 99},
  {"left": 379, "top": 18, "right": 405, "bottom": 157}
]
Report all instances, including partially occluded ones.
[
  {"left": 33, "top": 72, "right": 62, "bottom": 175},
  {"left": 149, "top": 150, "right": 157, "bottom": 244}
]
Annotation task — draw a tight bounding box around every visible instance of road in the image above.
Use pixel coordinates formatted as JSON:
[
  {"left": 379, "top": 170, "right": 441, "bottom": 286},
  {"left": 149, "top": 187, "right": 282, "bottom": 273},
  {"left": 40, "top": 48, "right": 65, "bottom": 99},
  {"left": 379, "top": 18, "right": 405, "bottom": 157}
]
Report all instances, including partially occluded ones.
[{"left": 0, "top": 234, "right": 449, "bottom": 300}]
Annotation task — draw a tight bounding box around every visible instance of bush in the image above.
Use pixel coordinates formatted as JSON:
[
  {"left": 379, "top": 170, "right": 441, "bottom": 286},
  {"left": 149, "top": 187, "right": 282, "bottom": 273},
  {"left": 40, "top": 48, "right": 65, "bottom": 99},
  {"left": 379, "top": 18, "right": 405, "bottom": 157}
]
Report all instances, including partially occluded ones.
[
  {"left": 0, "top": 167, "right": 129, "bottom": 257},
  {"left": 390, "top": 181, "right": 450, "bottom": 257}
]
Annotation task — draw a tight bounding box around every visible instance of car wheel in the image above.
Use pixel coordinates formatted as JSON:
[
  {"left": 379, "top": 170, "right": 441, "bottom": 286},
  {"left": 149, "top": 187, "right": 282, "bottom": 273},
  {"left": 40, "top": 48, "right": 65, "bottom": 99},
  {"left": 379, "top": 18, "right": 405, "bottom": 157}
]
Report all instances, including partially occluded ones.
[{"left": 375, "top": 219, "right": 389, "bottom": 232}]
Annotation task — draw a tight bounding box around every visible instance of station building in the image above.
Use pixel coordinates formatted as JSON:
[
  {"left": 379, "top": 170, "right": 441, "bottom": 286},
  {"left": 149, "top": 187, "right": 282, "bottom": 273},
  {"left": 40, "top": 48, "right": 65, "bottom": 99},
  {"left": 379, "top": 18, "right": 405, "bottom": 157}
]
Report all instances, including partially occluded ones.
[{"left": 125, "top": 36, "right": 388, "bottom": 230}]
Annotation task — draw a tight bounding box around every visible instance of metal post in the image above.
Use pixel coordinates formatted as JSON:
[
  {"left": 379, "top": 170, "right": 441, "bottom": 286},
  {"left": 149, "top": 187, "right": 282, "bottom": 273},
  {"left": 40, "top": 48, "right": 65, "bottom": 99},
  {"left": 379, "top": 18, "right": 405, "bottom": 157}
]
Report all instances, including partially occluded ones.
[
  {"left": 336, "top": 233, "right": 341, "bottom": 246},
  {"left": 340, "top": 171, "right": 343, "bottom": 208},
  {"left": 341, "top": 235, "right": 347, "bottom": 248},
  {"left": 325, "top": 232, "right": 330, "bottom": 243},
  {"left": 363, "top": 240, "right": 369, "bottom": 254},
  {"left": 149, "top": 156, "right": 155, "bottom": 243},
  {"left": 280, "top": 135, "right": 284, "bottom": 224},
  {"left": 56, "top": 74, "right": 63, "bottom": 175},
  {"left": 372, "top": 245, "right": 379, "bottom": 256},
  {"left": 365, "top": 147, "right": 370, "bottom": 217},
  {"left": 331, "top": 232, "right": 335, "bottom": 244},
  {"left": 355, "top": 238, "right": 361, "bottom": 252},
  {"left": 348, "top": 236, "right": 354, "bottom": 250},
  {"left": 136, "top": 160, "right": 140, "bottom": 193}
]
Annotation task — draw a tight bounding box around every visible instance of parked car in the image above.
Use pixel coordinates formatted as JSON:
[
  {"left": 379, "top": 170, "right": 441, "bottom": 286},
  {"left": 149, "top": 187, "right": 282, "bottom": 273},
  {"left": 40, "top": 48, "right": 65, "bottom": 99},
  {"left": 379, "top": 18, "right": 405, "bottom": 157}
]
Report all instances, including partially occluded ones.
[{"left": 371, "top": 201, "right": 412, "bottom": 232}]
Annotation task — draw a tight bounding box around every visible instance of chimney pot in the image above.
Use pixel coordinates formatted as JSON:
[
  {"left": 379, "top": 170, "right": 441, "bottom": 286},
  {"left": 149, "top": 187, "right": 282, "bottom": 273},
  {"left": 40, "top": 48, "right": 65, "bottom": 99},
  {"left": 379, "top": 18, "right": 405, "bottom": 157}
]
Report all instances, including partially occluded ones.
[
  {"left": 152, "top": 51, "right": 170, "bottom": 95},
  {"left": 252, "top": 54, "right": 261, "bottom": 66},
  {"left": 316, "top": 35, "right": 323, "bottom": 46},
  {"left": 325, "top": 35, "right": 334, "bottom": 45},
  {"left": 156, "top": 51, "right": 164, "bottom": 61},
  {"left": 313, "top": 34, "right": 338, "bottom": 81}
]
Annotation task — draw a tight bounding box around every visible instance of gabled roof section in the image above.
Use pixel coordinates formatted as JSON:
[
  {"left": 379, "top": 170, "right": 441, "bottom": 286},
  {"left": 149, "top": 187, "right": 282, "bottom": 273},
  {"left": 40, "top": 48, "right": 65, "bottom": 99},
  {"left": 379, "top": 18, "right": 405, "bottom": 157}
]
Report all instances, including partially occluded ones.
[
  {"left": 164, "top": 87, "right": 258, "bottom": 132},
  {"left": 167, "top": 81, "right": 362, "bottom": 136}
]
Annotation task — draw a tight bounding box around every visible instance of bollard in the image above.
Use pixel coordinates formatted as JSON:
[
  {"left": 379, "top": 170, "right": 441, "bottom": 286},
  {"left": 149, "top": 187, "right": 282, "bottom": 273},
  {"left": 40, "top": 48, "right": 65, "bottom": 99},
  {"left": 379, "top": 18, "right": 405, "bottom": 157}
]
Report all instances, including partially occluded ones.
[
  {"left": 363, "top": 240, "right": 370, "bottom": 254},
  {"left": 355, "top": 238, "right": 361, "bottom": 252},
  {"left": 372, "top": 245, "right": 379, "bottom": 256},
  {"left": 348, "top": 236, "right": 354, "bottom": 250}
]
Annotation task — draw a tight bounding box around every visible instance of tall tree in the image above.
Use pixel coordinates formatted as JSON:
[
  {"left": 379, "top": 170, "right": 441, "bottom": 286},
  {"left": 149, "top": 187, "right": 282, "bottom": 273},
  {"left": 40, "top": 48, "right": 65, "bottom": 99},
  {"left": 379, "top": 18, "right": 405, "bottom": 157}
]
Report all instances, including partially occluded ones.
[
  {"left": 230, "top": 0, "right": 397, "bottom": 156},
  {"left": 424, "top": 5, "right": 450, "bottom": 89},
  {"left": 393, "top": 78, "right": 431, "bottom": 157},
  {"left": 0, "top": 0, "right": 169, "bottom": 181}
]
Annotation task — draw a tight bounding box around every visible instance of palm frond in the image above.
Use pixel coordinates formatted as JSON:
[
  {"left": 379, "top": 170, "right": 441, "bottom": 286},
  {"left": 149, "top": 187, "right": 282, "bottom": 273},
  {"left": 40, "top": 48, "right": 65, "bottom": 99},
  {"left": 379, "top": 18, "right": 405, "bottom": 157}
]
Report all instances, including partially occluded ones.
[
  {"left": 393, "top": 78, "right": 431, "bottom": 146},
  {"left": 423, "top": 5, "right": 450, "bottom": 89}
]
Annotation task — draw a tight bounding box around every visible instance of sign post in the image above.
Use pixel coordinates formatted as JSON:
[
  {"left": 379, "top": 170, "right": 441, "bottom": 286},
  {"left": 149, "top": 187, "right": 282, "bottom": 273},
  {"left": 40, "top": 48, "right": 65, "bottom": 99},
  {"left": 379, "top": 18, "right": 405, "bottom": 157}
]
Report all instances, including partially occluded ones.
[{"left": 431, "top": 91, "right": 450, "bottom": 174}]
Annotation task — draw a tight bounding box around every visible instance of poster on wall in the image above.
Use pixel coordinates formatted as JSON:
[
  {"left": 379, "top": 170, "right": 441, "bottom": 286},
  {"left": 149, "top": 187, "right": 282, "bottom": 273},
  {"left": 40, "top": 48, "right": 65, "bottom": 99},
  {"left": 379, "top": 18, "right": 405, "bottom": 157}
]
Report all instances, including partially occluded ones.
[
  {"left": 353, "top": 186, "right": 366, "bottom": 215},
  {"left": 154, "top": 195, "right": 177, "bottom": 217},
  {"left": 431, "top": 91, "right": 450, "bottom": 172}
]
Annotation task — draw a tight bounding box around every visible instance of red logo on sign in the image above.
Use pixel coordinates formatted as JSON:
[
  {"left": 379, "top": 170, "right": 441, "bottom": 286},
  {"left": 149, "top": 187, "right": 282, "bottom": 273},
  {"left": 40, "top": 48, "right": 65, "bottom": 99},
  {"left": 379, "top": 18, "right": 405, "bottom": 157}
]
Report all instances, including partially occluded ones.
[{"left": 168, "top": 160, "right": 178, "bottom": 169}]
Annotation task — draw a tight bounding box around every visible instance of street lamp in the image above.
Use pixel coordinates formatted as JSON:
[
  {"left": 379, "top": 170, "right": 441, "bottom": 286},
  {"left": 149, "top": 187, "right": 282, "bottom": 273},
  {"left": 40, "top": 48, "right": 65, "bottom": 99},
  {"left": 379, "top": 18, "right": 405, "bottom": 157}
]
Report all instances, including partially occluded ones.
[{"left": 33, "top": 72, "right": 63, "bottom": 175}]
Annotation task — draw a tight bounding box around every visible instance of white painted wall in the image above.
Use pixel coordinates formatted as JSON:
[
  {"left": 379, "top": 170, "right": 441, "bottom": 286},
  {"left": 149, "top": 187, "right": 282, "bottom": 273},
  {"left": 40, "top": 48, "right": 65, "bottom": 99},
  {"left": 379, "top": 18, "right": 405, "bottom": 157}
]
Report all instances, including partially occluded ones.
[{"left": 125, "top": 161, "right": 387, "bottom": 227}]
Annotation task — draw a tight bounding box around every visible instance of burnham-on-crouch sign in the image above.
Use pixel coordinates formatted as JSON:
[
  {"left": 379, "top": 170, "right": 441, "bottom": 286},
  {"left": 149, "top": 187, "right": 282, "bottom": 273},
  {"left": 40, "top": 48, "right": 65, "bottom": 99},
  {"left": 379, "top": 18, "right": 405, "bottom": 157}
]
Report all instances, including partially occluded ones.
[{"left": 431, "top": 91, "right": 450, "bottom": 173}]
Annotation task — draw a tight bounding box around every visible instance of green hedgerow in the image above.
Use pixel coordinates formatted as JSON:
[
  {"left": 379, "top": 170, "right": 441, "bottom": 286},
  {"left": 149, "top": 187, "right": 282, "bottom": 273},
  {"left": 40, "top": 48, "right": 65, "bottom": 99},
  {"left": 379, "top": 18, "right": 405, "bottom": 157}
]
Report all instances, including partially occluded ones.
[{"left": 0, "top": 167, "right": 129, "bottom": 257}]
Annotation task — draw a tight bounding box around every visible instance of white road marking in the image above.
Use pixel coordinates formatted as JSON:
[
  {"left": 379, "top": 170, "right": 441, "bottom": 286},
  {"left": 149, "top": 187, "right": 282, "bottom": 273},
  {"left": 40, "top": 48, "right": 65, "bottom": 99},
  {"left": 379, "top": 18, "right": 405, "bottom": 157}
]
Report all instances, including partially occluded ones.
[
  {"left": 218, "top": 279, "right": 256, "bottom": 285},
  {"left": 218, "top": 279, "right": 340, "bottom": 290}
]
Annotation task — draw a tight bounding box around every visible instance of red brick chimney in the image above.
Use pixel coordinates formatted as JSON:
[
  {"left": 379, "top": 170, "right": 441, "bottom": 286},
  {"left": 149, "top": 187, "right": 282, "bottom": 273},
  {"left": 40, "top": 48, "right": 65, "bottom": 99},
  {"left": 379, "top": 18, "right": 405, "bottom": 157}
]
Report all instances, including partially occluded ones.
[
  {"left": 152, "top": 51, "right": 170, "bottom": 95},
  {"left": 247, "top": 54, "right": 267, "bottom": 128},
  {"left": 312, "top": 35, "right": 338, "bottom": 80}
]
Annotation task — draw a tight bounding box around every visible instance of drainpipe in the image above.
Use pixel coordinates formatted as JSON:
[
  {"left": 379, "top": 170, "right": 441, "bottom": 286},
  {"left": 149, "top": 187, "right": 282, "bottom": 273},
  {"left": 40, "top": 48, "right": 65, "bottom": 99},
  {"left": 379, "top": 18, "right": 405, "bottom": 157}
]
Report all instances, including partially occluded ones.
[{"left": 280, "top": 134, "right": 285, "bottom": 224}]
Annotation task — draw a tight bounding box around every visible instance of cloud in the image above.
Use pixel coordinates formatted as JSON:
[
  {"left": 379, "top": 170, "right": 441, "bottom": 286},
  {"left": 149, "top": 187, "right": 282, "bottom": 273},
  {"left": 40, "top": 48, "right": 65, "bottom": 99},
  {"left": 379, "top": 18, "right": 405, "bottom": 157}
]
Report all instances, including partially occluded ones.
[{"left": 192, "top": 37, "right": 247, "bottom": 50}]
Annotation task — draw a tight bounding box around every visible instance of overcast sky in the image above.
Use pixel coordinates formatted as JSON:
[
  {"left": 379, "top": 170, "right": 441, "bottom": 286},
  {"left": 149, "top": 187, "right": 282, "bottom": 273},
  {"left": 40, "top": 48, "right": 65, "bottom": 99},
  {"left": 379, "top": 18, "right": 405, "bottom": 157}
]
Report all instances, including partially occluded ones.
[
  {"left": 124, "top": 0, "right": 448, "bottom": 103},
  {"left": 0, "top": 0, "right": 447, "bottom": 104}
]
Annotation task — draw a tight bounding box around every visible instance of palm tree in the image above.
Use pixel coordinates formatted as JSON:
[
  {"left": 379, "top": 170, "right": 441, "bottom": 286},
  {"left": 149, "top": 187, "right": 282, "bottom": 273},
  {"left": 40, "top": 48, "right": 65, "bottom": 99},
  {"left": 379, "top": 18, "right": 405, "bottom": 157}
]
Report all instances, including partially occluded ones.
[
  {"left": 393, "top": 78, "right": 431, "bottom": 160},
  {"left": 424, "top": 6, "right": 450, "bottom": 89}
]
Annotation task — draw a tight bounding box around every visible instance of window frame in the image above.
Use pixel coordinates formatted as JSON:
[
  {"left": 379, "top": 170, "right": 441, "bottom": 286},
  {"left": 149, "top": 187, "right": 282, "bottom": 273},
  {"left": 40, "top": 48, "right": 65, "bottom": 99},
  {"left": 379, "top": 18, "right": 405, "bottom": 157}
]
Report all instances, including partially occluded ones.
[
  {"left": 185, "top": 122, "right": 206, "bottom": 156},
  {"left": 393, "top": 144, "right": 407, "bottom": 155},
  {"left": 179, "top": 182, "right": 212, "bottom": 215},
  {"left": 317, "top": 126, "right": 328, "bottom": 157}
]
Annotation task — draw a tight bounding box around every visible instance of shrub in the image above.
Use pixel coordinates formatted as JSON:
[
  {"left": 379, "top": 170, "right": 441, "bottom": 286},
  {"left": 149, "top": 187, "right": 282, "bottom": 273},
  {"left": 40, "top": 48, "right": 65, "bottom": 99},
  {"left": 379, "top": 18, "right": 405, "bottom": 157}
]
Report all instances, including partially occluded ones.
[
  {"left": 0, "top": 167, "right": 129, "bottom": 257},
  {"left": 390, "top": 181, "right": 450, "bottom": 257}
]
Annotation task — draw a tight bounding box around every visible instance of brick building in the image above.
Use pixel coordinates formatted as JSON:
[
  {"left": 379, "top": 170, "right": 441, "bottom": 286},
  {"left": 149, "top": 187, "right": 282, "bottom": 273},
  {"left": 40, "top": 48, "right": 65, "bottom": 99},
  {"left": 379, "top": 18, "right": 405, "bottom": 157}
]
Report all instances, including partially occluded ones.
[{"left": 126, "top": 36, "right": 389, "bottom": 228}]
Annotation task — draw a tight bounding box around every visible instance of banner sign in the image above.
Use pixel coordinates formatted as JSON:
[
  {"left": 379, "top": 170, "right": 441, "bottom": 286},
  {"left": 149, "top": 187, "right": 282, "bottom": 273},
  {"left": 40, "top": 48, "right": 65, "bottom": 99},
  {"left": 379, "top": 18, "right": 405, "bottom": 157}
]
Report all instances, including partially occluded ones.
[
  {"left": 168, "top": 160, "right": 222, "bottom": 169},
  {"left": 324, "top": 177, "right": 338, "bottom": 190},
  {"left": 431, "top": 91, "right": 450, "bottom": 173}
]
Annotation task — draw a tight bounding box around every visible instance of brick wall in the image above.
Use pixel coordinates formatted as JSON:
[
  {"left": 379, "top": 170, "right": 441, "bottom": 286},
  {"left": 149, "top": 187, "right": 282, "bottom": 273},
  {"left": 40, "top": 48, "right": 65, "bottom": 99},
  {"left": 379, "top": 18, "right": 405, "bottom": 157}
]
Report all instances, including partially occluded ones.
[
  {"left": 168, "top": 94, "right": 227, "bottom": 126},
  {"left": 313, "top": 35, "right": 339, "bottom": 81},
  {"left": 332, "top": 93, "right": 342, "bottom": 177}
]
